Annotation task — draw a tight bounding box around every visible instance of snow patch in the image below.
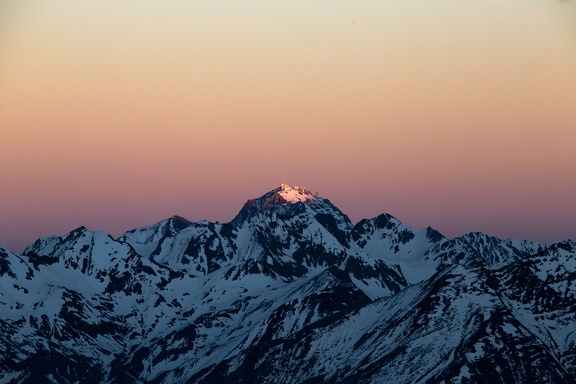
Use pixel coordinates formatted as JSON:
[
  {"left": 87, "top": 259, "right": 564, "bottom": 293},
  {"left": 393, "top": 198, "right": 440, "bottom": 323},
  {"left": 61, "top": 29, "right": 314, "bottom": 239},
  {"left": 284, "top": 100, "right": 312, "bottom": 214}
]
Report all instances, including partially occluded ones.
[{"left": 278, "top": 185, "right": 315, "bottom": 204}]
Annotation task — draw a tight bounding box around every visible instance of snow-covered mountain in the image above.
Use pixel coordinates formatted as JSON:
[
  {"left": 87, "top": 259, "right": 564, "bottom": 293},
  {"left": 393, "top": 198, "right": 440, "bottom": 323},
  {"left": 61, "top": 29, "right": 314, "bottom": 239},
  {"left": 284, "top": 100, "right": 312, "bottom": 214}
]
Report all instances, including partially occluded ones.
[{"left": 0, "top": 185, "right": 574, "bottom": 383}]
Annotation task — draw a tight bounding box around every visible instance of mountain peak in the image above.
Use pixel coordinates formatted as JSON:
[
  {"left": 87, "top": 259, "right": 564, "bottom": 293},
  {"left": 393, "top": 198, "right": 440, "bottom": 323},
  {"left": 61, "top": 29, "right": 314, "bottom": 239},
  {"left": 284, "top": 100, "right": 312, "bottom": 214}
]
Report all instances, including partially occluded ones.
[
  {"left": 232, "top": 184, "right": 344, "bottom": 228},
  {"left": 277, "top": 184, "right": 316, "bottom": 204}
]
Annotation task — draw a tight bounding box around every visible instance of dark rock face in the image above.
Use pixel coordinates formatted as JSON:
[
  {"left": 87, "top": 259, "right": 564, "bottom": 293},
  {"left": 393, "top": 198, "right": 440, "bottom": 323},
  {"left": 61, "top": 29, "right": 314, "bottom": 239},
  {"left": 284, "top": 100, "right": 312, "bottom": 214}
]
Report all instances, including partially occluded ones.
[{"left": 0, "top": 188, "right": 574, "bottom": 383}]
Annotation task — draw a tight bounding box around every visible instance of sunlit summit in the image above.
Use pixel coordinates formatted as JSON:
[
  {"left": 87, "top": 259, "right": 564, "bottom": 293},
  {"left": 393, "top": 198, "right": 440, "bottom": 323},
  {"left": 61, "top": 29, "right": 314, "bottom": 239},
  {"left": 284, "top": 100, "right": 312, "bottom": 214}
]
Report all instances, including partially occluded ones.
[{"left": 279, "top": 177, "right": 315, "bottom": 204}]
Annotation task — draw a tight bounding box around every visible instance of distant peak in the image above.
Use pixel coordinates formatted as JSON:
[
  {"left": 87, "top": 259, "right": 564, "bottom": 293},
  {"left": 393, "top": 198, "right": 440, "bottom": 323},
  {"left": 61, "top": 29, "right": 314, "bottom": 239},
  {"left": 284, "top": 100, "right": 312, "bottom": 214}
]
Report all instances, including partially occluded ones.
[
  {"left": 232, "top": 184, "right": 321, "bottom": 226},
  {"left": 168, "top": 215, "right": 193, "bottom": 231}
]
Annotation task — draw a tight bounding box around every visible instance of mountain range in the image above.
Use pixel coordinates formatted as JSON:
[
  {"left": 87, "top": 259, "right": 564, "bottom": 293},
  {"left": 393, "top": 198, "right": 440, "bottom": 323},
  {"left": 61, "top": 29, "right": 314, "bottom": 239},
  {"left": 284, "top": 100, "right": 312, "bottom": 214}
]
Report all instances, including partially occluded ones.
[{"left": 1, "top": 185, "right": 575, "bottom": 383}]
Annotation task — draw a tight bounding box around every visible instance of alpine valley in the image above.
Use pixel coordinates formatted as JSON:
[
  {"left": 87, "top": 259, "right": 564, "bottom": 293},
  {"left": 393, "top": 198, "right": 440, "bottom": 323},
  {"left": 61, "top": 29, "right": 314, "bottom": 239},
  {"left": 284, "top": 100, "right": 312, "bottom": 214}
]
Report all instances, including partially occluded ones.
[{"left": 1, "top": 185, "right": 575, "bottom": 383}]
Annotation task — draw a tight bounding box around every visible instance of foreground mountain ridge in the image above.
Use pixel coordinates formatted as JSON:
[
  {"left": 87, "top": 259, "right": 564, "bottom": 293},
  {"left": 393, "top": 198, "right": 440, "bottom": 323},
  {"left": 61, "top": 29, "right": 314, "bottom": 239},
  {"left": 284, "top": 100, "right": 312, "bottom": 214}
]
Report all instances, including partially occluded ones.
[{"left": 1, "top": 185, "right": 575, "bottom": 383}]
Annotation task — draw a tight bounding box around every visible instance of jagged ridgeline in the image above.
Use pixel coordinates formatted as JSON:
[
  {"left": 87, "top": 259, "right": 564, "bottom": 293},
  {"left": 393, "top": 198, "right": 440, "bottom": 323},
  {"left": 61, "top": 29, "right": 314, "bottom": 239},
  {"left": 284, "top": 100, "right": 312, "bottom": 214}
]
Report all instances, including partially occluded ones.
[{"left": 1, "top": 184, "right": 575, "bottom": 383}]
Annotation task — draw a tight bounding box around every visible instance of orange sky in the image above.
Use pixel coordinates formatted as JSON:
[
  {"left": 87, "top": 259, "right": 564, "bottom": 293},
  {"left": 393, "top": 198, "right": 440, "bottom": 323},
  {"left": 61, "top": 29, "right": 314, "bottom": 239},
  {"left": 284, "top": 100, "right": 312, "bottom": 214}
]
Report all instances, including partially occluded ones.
[{"left": 1, "top": 1, "right": 576, "bottom": 252}]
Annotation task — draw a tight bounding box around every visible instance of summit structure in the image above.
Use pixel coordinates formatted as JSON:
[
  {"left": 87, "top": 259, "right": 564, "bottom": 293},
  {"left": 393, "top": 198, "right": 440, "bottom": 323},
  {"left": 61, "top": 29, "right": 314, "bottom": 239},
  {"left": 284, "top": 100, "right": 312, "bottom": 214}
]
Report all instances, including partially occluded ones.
[{"left": 277, "top": 177, "right": 316, "bottom": 204}]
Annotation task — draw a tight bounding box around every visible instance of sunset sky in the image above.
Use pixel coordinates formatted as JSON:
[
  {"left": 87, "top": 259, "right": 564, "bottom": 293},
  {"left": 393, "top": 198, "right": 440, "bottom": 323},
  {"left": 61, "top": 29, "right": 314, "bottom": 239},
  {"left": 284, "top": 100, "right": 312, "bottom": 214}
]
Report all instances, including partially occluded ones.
[{"left": 1, "top": 1, "right": 575, "bottom": 253}]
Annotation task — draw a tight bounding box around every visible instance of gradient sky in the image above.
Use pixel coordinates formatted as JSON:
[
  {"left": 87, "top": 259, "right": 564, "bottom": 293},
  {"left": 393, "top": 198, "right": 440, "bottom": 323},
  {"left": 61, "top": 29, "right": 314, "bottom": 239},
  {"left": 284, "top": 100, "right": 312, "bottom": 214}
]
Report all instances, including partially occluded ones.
[{"left": 1, "top": 1, "right": 576, "bottom": 253}]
